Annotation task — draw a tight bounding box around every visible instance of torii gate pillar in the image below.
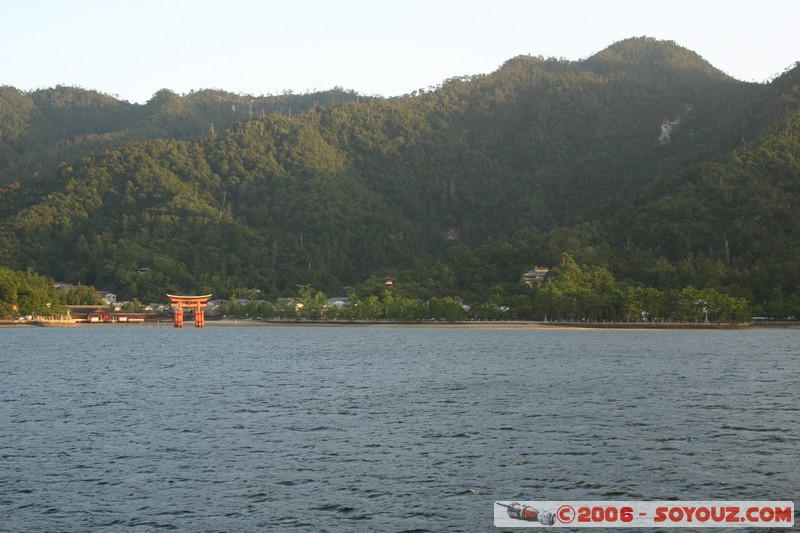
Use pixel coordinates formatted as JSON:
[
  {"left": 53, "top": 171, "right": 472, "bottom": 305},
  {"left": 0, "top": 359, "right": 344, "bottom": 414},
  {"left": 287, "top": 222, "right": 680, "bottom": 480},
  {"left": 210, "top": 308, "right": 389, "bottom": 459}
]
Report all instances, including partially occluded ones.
[{"left": 167, "top": 294, "right": 212, "bottom": 328}]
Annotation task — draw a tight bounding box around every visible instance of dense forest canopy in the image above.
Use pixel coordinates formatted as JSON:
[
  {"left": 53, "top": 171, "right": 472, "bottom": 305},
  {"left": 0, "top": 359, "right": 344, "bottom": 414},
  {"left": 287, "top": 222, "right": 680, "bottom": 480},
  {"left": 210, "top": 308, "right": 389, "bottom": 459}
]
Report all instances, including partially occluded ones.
[{"left": 1, "top": 37, "right": 799, "bottom": 318}]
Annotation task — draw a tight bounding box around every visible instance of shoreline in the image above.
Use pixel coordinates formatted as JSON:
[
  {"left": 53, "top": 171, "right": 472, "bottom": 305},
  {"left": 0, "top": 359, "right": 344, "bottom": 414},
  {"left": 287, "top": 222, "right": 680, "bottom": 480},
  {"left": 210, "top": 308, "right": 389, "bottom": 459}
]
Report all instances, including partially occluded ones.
[
  {"left": 3, "top": 318, "right": 796, "bottom": 330},
  {"left": 205, "top": 319, "right": 757, "bottom": 330}
]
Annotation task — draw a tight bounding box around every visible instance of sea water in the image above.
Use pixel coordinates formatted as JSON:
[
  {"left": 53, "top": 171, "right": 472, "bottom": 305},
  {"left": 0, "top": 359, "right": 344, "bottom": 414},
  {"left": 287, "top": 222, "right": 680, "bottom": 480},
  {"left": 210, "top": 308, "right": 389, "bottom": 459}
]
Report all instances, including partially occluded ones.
[{"left": 1, "top": 326, "right": 798, "bottom": 531}]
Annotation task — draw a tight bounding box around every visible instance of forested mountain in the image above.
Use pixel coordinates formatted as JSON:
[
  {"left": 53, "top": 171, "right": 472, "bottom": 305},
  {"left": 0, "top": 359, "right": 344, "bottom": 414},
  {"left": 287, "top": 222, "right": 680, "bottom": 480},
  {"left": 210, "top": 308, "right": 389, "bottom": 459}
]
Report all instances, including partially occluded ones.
[
  {"left": 1, "top": 37, "right": 798, "bottom": 317},
  {"left": 0, "top": 85, "right": 365, "bottom": 187}
]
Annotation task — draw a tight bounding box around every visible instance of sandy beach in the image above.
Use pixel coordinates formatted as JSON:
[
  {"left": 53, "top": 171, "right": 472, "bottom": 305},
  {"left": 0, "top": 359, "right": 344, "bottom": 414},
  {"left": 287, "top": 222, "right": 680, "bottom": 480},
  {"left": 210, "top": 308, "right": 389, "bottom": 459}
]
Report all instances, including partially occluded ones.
[{"left": 204, "top": 319, "right": 754, "bottom": 330}]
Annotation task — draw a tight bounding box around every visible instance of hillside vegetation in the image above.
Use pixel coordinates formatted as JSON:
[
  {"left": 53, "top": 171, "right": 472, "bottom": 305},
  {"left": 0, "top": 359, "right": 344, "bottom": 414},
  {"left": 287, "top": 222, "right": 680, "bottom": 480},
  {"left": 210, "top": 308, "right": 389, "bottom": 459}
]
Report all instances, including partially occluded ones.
[{"left": 1, "top": 37, "right": 798, "bottom": 318}]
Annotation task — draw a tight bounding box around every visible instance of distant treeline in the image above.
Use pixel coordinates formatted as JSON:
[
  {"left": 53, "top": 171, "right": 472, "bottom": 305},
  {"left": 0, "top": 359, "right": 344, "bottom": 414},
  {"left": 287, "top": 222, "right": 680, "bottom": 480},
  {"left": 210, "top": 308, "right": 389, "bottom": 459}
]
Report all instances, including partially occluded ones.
[
  {"left": 220, "top": 255, "right": 751, "bottom": 323},
  {"left": 0, "top": 255, "right": 754, "bottom": 322},
  {"left": 0, "top": 266, "right": 103, "bottom": 317}
]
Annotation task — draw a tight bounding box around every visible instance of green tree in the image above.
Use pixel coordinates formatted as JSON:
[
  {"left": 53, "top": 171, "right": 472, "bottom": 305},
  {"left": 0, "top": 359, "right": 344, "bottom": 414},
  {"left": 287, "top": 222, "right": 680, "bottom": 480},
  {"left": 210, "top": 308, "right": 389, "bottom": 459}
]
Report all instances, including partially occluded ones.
[
  {"left": 0, "top": 266, "right": 20, "bottom": 315},
  {"left": 296, "top": 284, "right": 328, "bottom": 319},
  {"left": 537, "top": 253, "right": 621, "bottom": 321},
  {"left": 427, "top": 296, "right": 467, "bottom": 322}
]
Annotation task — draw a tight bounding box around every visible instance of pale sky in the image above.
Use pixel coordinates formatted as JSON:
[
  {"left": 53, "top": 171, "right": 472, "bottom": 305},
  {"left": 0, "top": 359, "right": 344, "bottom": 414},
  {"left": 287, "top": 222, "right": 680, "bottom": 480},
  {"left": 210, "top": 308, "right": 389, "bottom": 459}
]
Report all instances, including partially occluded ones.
[{"left": 2, "top": 0, "right": 798, "bottom": 103}]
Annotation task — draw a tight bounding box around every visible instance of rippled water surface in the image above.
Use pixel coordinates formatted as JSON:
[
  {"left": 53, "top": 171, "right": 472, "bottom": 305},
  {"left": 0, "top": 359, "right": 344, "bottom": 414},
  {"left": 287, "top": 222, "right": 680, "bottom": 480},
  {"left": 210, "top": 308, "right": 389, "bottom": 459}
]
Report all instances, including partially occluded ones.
[{"left": 1, "top": 326, "right": 798, "bottom": 531}]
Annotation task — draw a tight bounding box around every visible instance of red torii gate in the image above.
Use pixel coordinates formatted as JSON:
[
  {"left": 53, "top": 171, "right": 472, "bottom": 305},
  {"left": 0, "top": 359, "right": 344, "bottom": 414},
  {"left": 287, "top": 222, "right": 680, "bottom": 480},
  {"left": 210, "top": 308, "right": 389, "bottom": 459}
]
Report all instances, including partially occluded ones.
[{"left": 166, "top": 294, "right": 212, "bottom": 328}]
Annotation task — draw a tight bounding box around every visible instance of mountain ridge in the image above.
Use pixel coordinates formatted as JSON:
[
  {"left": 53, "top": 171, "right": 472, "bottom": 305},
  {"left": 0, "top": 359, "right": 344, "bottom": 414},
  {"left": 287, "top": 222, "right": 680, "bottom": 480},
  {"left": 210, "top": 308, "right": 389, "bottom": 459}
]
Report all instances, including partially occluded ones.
[{"left": 1, "top": 37, "right": 799, "bottom": 317}]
